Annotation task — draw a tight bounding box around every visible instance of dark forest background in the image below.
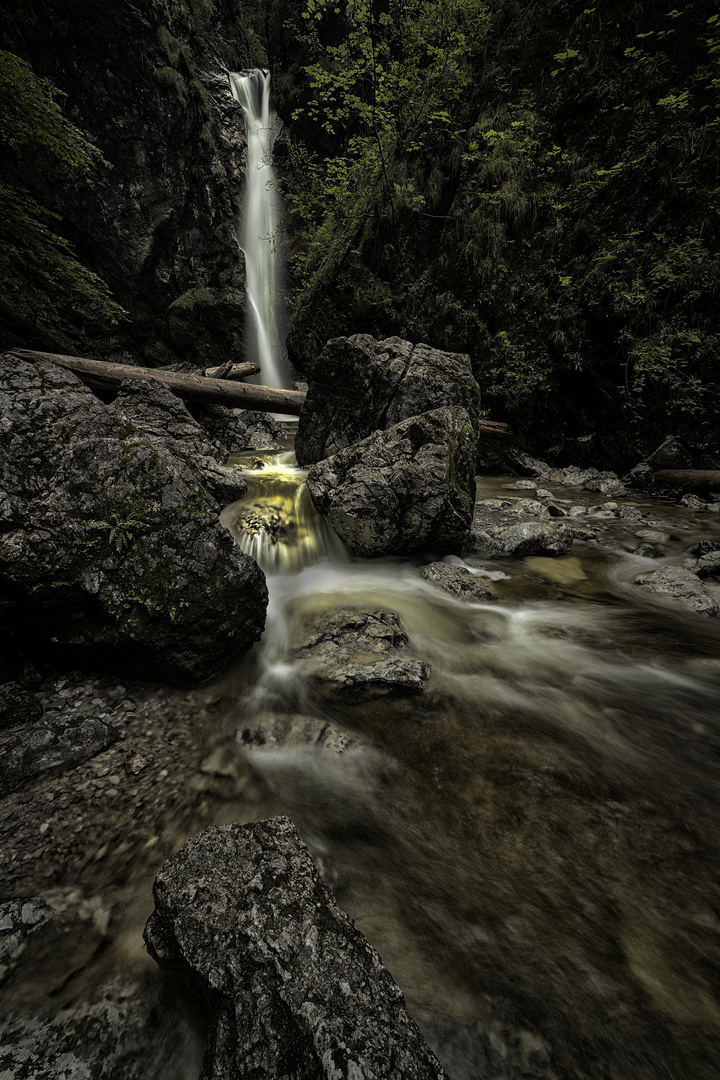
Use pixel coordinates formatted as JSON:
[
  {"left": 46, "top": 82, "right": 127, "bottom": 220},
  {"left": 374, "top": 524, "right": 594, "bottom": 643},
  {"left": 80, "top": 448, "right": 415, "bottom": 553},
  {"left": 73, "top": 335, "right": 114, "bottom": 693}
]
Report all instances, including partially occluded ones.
[{"left": 1, "top": 0, "right": 719, "bottom": 468}]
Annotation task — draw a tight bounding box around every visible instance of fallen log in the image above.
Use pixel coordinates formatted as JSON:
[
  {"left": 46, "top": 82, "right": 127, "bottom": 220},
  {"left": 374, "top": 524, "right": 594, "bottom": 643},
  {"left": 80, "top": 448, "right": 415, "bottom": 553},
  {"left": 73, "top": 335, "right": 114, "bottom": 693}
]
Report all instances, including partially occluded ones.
[
  {"left": 476, "top": 418, "right": 513, "bottom": 440},
  {"left": 651, "top": 469, "right": 720, "bottom": 494},
  {"left": 10, "top": 349, "right": 306, "bottom": 415}
]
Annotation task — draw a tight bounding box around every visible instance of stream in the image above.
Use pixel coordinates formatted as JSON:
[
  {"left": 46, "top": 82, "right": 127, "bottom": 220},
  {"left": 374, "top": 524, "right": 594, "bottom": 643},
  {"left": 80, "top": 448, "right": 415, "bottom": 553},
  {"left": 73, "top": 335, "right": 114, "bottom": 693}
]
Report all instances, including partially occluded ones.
[{"left": 2, "top": 431, "right": 720, "bottom": 1080}]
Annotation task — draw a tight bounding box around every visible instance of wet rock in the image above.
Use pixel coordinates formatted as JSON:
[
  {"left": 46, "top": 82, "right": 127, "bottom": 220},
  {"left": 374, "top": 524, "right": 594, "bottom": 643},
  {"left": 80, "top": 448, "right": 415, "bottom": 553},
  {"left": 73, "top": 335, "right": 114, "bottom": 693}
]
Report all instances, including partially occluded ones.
[
  {"left": 306, "top": 407, "right": 477, "bottom": 557},
  {"left": 695, "top": 540, "right": 720, "bottom": 557},
  {"left": 561, "top": 466, "right": 627, "bottom": 497},
  {"left": 691, "top": 552, "right": 720, "bottom": 579},
  {"left": 467, "top": 521, "right": 574, "bottom": 558},
  {"left": 292, "top": 609, "right": 430, "bottom": 701},
  {"left": 0, "top": 711, "right": 119, "bottom": 797},
  {"left": 238, "top": 714, "right": 356, "bottom": 755},
  {"left": 0, "top": 682, "right": 42, "bottom": 731},
  {"left": 420, "top": 562, "right": 495, "bottom": 602},
  {"left": 680, "top": 493, "right": 704, "bottom": 510},
  {"left": 144, "top": 818, "right": 447, "bottom": 1080},
  {"left": 474, "top": 497, "right": 551, "bottom": 523},
  {"left": 194, "top": 404, "right": 285, "bottom": 453},
  {"left": 509, "top": 480, "right": 537, "bottom": 491},
  {"left": 296, "top": 335, "right": 482, "bottom": 465},
  {"left": 633, "top": 567, "right": 719, "bottom": 618},
  {"left": 0, "top": 358, "right": 267, "bottom": 682}
]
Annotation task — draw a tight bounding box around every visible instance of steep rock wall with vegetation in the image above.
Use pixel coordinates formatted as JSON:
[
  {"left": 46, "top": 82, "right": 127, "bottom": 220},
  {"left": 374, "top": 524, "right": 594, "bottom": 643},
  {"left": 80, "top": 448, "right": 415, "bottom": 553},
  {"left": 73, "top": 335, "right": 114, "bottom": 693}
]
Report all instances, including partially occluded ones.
[
  {"left": 0, "top": 0, "right": 258, "bottom": 368},
  {"left": 274, "top": 0, "right": 720, "bottom": 469}
]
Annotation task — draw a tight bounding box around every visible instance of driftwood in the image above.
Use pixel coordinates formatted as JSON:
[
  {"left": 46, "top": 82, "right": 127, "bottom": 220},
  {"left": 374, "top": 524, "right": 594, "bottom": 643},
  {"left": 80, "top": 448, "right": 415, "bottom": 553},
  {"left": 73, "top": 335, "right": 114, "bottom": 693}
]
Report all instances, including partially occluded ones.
[
  {"left": 475, "top": 418, "right": 513, "bottom": 440},
  {"left": 651, "top": 469, "right": 720, "bottom": 494},
  {"left": 10, "top": 349, "right": 306, "bottom": 415},
  {"left": 192, "top": 361, "right": 261, "bottom": 381}
]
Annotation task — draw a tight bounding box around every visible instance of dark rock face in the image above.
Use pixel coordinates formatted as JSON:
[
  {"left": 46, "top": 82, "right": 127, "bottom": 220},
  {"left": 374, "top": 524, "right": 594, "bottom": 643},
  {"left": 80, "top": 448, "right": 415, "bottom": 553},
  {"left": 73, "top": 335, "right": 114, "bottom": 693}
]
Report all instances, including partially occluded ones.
[
  {"left": 306, "top": 407, "right": 477, "bottom": 557},
  {"left": 0, "top": 682, "right": 42, "bottom": 731},
  {"left": 0, "top": 357, "right": 267, "bottom": 681},
  {"left": 420, "top": 563, "right": 495, "bottom": 602},
  {"left": 633, "top": 566, "right": 719, "bottom": 618},
  {"left": 0, "top": 710, "right": 119, "bottom": 798},
  {"left": 3, "top": 1, "right": 251, "bottom": 365},
  {"left": 144, "top": 818, "right": 447, "bottom": 1080},
  {"left": 296, "top": 335, "right": 482, "bottom": 466},
  {"left": 291, "top": 608, "right": 430, "bottom": 701},
  {"left": 194, "top": 403, "right": 285, "bottom": 453}
]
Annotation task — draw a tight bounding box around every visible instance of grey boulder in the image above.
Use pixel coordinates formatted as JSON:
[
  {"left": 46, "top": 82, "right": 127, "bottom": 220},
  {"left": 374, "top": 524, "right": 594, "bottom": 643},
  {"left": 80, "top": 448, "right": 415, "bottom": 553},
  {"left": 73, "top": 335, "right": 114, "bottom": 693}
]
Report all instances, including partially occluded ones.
[
  {"left": 144, "top": 818, "right": 447, "bottom": 1080},
  {"left": 306, "top": 407, "right": 477, "bottom": 557},
  {"left": 0, "top": 357, "right": 267, "bottom": 681},
  {"left": 296, "top": 334, "right": 482, "bottom": 465}
]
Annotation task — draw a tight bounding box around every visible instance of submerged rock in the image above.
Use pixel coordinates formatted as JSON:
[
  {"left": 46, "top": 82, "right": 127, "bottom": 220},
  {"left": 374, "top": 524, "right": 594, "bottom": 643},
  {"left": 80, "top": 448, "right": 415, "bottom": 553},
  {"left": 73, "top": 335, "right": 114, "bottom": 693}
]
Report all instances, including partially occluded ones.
[
  {"left": 296, "top": 334, "right": 482, "bottom": 465},
  {"left": 292, "top": 608, "right": 430, "bottom": 701},
  {"left": 306, "top": 407, "right": 477, "bottom": 557},
  {"left": 633, "top": 566, "right": 719, "bottom": 618},
  {"left": 144, "top": 818, "right": 447, "bottom": 1080},
  {"left": 0, "top": 357, "right": 267, "bottom": 681},
  {"left": 420, "top": 562, "right": 495, "bottom": 602}
]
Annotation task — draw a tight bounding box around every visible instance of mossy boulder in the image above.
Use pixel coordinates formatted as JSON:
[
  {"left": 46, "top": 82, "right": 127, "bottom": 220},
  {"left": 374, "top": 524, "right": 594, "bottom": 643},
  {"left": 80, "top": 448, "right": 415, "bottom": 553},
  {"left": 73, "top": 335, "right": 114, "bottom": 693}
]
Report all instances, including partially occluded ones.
[
  {"left": 0, "top": 357, "right": 267, "bottom": 681},
  {"left": 296, "top": 334, "right": 483, "bottom": 465},
  {"left": 306, "top": 407, "right": 477, "bottom": 557}
]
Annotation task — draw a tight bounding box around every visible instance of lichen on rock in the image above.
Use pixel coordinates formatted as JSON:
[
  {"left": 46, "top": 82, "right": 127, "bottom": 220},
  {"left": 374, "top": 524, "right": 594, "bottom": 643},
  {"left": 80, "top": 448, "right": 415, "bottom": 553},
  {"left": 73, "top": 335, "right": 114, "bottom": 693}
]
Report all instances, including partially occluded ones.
[{"left": 0, "top": 357, "right": 267, "bottom": 681}]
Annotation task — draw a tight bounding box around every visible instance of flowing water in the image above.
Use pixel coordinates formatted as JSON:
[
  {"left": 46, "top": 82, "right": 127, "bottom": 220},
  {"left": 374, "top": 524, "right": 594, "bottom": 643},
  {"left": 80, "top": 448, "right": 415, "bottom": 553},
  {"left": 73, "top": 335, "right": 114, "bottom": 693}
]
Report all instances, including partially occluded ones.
[
  {"left": 213, "top": 445, "right": 720, "bottom": 1080},
  {"left": 3, "top": 441, "right": 720, "bottom": 1079},
  {"left": 228, "top": 68, "right": 289, "bottom": 391}
]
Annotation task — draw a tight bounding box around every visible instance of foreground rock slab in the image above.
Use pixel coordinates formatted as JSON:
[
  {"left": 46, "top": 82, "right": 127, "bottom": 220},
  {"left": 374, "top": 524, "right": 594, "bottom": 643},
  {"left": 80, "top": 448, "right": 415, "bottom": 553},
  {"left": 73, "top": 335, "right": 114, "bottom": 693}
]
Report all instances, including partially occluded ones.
[
  {"left": 306, "top": 407, "right": 477, "bottom": 557},
  {"left": 144, "top": 818, "right": 447, "bottom": 1080}
]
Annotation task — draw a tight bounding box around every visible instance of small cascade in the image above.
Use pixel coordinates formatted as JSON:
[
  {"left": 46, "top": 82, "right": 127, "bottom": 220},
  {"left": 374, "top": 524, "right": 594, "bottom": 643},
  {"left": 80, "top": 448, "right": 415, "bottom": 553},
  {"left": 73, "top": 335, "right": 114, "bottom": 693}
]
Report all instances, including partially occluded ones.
[
  {"left": 221, "top": 450, "right": 347, "bottom": 574},
  {"left": 229, "top": 68, "right": 288, "bottom": 390}
]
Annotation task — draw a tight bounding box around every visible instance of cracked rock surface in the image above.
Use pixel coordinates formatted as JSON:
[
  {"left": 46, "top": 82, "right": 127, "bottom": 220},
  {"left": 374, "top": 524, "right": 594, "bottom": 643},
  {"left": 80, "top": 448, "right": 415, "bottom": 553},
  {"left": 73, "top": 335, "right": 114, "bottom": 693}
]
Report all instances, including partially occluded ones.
[{"left": 144, "top": 817, "right": 447, "bottom": 1080}]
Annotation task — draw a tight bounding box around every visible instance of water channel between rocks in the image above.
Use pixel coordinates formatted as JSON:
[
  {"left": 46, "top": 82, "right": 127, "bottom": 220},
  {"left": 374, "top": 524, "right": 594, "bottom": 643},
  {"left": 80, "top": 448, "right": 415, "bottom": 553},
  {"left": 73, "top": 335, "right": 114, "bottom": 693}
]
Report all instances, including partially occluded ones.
[{"left": 2, "top": 427, "right": 720, "bottom": 1080}]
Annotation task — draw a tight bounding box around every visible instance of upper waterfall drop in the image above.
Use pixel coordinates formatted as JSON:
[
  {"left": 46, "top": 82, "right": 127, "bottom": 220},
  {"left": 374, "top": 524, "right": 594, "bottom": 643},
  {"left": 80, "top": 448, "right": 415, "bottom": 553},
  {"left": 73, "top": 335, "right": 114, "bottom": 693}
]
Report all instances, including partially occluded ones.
[{"left": 229, "top": 68, "right": 289, "bottom": 391}]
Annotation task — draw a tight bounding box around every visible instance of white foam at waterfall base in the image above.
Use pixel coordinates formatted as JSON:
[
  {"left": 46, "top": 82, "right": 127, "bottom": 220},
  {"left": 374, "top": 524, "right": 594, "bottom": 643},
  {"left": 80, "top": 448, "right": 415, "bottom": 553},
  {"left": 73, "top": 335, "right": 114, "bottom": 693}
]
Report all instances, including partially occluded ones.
[{"left": 229, "top": 69, "right": 290, "bottom": 398}]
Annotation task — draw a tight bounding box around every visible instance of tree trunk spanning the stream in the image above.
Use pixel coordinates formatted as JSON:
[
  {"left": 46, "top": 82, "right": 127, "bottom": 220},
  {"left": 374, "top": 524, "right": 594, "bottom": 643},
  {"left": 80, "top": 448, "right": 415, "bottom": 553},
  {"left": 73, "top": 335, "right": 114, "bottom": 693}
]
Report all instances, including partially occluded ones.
[{"left": 10, "top": 349, "right": 306, "bottom": 415}]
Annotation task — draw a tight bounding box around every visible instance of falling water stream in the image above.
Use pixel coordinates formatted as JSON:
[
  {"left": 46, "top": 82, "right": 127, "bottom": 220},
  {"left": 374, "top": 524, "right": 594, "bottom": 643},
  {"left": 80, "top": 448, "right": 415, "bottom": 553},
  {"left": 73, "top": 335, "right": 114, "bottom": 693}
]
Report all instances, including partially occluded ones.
[
  {"left": 228, "top": 68, "right": 288, "bottom": 391},
  {"left": 3, "top": 437, "right": 720, "bottom": 1080}
]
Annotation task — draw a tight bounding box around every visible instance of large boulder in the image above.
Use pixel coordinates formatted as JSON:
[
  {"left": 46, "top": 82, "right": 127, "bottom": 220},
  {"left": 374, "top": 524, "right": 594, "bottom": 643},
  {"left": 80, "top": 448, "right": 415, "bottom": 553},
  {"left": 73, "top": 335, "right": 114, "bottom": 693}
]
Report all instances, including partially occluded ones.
[
  {"left": 306, "top": 407, "right": 477, "bottom": 557},
  {"left": 144, "top": 818, "right": 447, "bottom": 1080},
  {"left": 0, "top": 357, "right": 267, "bottom": 681},
  {"left": 296, "top": 335, "right": 482, "bottom": 465}
]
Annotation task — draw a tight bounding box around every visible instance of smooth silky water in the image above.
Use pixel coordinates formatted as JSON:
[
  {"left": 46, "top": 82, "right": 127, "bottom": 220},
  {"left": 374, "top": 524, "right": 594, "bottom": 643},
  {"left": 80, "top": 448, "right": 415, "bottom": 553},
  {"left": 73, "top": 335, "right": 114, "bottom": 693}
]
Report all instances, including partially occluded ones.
[
  {"left": 210, "top": 444, "right": 720, "bottom": 1080},
  {"left": 6, "top": 442, "right": 718, "bottom": 1079}
]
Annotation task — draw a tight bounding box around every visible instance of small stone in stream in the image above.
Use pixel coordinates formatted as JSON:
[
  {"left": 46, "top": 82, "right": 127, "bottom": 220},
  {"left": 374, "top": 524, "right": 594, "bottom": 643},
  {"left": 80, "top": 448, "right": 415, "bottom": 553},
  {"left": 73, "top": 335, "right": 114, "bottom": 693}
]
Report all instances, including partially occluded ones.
[
  {"left": 510, "top": 480, "right": 537, "bottom": 490},
  {"left": 292, "top": 608, "right": 430, "bottom": 701},
  {"left": 0, "top": 682, "right": 42, "bottom": 730},
  {"left": 635, "top": 544, "right": 659, "bottom": 559},
  {"left": 695, "top": 540, "right": 720, "bottom": 557},
  {"left": 546, "top": 501, "right": 567, "bottom": 517},
  {"left": 633, "top": 566, "right": 719, "bottom": 618},
  {"left": 680, "top": 493, "right": 704, "bottom": 510},
  {"left": 568, "top": 505, "right": 589, "bottom": 517},
  {"left": 420, "top": 562, "right": 495, "bottom": 601},
  {"left": 467, "top": 521, "right": 574, "bottom": 558},
  {"left": 535, "top": 489, "right": 554, "bottom": 499},
  {"left": 144, "top": 818, "right": 447, "bottom": 1080},
  {"left": 125, "top": 753, "right": 148, "bottom": 775},
  {"left": 635, "top": 529, "right": 669, "bottom": 544}
]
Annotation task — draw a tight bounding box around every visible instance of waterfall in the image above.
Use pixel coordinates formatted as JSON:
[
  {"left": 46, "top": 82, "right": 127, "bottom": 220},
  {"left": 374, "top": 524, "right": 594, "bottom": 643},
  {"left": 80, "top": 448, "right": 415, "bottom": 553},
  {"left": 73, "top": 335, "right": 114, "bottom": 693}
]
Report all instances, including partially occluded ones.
[{"left": 229, "top": 68, "right": 289, "bottom": 390}]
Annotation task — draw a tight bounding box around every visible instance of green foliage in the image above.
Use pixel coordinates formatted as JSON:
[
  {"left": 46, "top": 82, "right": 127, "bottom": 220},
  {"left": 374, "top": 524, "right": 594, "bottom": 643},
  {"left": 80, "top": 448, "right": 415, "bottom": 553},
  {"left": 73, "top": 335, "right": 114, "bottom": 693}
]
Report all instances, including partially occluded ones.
[
  {"left": 283, "top": 0, "right": 720, "bottom": 452},
  {"left": 0, "top": 50, "right": 125, "bottom": 330}
]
